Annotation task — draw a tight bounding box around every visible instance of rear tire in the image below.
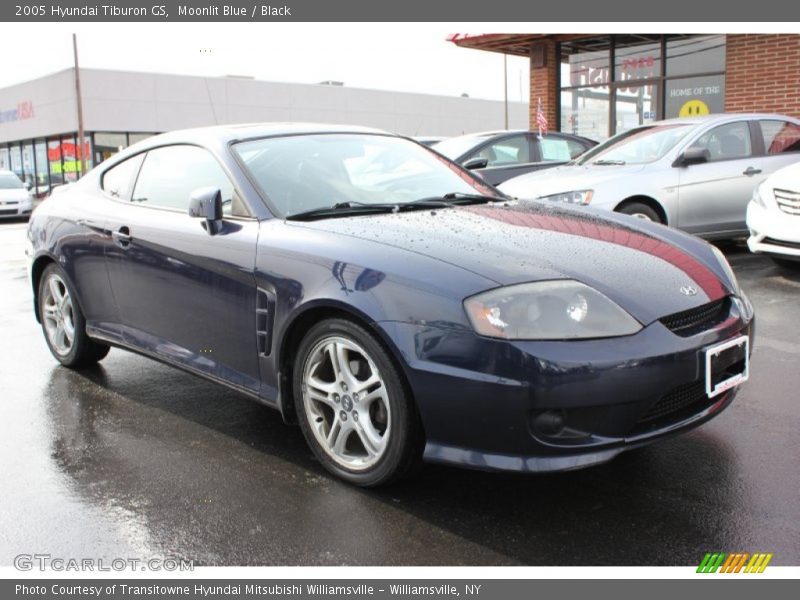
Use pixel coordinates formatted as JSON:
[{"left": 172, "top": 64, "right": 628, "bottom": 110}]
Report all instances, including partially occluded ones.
[
  {"left": 293, "top": 318, "right": 423, "bottom": 487},
  {"left": 38, "top": 263, "right": 110, "bottom": 368},
  {"left": 617, "top": 202, "right": 662, "bottom": 223}
]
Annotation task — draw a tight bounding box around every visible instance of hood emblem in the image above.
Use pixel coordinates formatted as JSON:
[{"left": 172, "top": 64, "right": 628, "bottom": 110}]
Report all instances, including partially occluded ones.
[{"left": 680, "top": 285, "right": 698, "bottom": 296}]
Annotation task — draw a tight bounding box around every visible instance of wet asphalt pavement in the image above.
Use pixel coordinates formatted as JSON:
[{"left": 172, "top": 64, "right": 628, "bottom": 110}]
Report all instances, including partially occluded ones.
[{"left": 1, "top": 219, "right": 798, "bottom": 567}]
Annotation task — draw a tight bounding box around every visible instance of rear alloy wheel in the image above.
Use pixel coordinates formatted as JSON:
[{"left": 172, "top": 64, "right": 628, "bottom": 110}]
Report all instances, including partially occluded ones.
[
  {"left": 294, "top": 318, "right": 422, "bottom": 486},
  {"left": 39, "top": 264, "right": 110, "bottom": 368},
  {"left": 618, "top": 202, "right": 662, "bottom": 223}
]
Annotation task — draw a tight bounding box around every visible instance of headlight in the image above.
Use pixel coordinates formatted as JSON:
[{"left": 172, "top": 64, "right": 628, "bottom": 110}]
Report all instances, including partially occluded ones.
[
  {"left": 711, "top": 244, "right": 739, "bottom": 293},
  {"left": 751, "top": 183, "right": 767, "bottom": 209},
  {"left": 538, "top": 190, "right": 593, "bottom": 205},
  {"left": 464, "top": 280, "right": 642, "bottom": 340}
]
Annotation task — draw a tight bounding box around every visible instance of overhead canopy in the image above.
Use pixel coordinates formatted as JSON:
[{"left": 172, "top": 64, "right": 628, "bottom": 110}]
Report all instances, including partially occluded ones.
[{"left": 446, "top": 33, "right": 592, "bottom": 57}]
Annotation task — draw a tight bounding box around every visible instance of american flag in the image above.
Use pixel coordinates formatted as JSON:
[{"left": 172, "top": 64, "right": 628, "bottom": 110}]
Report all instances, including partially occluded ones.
[{"left": 536, "top": 97, "right": 548, "bottom": 136}]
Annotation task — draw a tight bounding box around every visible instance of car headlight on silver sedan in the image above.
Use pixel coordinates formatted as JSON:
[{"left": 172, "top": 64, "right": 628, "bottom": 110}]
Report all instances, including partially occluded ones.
[
  {"left": 538, "top": 190, "right": 594, "bottom": 205},
  {"left": 464, "top": 280, "right": 642, "bottom": 340}
]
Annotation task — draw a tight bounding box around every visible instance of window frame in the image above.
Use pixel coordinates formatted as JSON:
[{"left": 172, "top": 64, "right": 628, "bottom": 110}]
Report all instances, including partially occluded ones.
[{"left": 99, "top": 142, "right": 256, "bottom": 220}]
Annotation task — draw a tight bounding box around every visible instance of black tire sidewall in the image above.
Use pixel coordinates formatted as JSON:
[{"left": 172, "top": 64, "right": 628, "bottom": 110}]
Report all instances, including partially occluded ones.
[
  {"left": 38, "top": 263, "right": 102, "bottom": 367},
  {"left": 619, "top": 202, "right": 661, "bottom": 223},
  {"left": 293, "top": 318, "right": 419, "bottom": 487}
]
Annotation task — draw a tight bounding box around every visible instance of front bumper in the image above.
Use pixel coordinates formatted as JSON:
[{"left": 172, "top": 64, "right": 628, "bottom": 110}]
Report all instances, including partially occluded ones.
[
  {"left": 747, "top": 201, "right": 800, "bottom": 258},
  {"left": 379, "top": 297, "right": 753, "bottom": 473},
  {"left": 0, "top": 200, "right": 33, "bottom": 219}
]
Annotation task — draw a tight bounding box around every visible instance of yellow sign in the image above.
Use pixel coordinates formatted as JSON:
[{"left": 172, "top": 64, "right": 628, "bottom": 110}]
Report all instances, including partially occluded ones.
[{"left": 679, "top": 99, "right": 710, "bottom": 117}]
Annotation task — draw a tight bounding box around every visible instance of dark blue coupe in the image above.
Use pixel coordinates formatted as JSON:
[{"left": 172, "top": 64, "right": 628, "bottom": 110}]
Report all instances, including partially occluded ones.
[{"left": 27, "top": 124, "right": 754, "bottom": 486}]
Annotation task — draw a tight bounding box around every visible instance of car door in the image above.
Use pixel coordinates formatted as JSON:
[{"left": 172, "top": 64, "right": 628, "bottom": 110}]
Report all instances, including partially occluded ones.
[
  {"left": 676, "top": 120, "right": 763, "bottom": 236},
  {"left": 468, "top": 134, "right": 537, "bottom": 185},
  {"left": 104, "top": 144, "right": 262, "bottom": 393},
  {"left": 757, "top": 118, "right": 800, "bottom": 176}
]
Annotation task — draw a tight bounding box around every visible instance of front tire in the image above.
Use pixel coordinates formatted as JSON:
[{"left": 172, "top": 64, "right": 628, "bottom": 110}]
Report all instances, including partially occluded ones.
[
  {"left": 38, "top": 264, "right": 110, "bottom": 368},
  {"left": 617, "top": 202, "right": 662, "bottom": 223},
  {"left": 293, "top": 318, "right": 423, "bottom": 487}
]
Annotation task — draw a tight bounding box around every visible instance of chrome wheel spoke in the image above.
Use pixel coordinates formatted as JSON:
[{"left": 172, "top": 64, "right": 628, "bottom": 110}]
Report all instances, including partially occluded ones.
[
  {"left": 302, "top": 335, "right": 392, "bottom": 471},
  {"left": 42, "top": 274, "right": 74, "bottom": 356}
]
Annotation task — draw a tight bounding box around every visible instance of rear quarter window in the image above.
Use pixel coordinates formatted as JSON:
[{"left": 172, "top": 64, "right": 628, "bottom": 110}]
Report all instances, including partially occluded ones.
[{"left": 101, "top": 154, "right": 144, "bottom": 200}]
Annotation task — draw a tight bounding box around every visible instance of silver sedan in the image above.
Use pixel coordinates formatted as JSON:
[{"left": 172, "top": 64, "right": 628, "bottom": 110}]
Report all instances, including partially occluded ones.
[{"left": 500, "top": 113, "right": 800, "bottom": 240}]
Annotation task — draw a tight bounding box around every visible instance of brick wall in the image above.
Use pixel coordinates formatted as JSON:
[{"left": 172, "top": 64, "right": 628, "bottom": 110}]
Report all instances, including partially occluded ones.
[
  {"left": 725, "top": 34, "right": 800, "bottom": 118},
  {"left": 529, "top": 39, "right": 558, "bottom": 131}
]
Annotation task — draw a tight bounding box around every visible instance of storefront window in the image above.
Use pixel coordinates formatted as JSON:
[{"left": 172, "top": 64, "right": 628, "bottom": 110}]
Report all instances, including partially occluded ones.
[
  {"left": 34, "top": 139, "right": 49, "bottom": 195},
  {"left": 22, "top": 142, "right": 35, "bottom": 188},
  {"left": 560, "top": 35, "right": 726, "bottom": 138},
  {"left": 9, "top": 144, "right": 22, "bottom": 178},
  {"left": 666, "top": 35, "right": 726, "bottom": 77},
  {"left": 48, "top": 138, "right": 64, "bottom": 187},
  {"left": 128, "top": 132, "right": 155, "bottom": 145},
  {"left": 0, "top": 147, "right": 9, "bottom": 171},
  {"left": 62, "top": 134, "right": 79, "bottom": 182},
  {"left": 561, "top": 88, "right": 610, "bottom": 141},
  {"left": 94, "top": 132, "right": 127, "bottom": 164}
]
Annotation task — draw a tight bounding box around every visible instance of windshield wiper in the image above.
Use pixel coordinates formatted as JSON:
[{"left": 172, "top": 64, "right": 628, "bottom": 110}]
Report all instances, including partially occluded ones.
[
  {"left": 286, "top": 202, "right": 401, "bottom": 221},
  {"left": 408, "top": 192, "right": 506, "bottom": 206},
  {"left": 592, "top": 159, "right": 626, "bottom": 165}
]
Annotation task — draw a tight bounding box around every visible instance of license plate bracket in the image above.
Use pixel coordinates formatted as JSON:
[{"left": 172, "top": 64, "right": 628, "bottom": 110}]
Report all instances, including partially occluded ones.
[{"left": 705, "top": 335, "right": 749, "bottom": 398}]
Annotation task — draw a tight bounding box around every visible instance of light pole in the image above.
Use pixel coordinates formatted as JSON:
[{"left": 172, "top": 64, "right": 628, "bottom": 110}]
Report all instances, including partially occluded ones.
[{"left": 72, "top": 34, "right": 86, "bottom": 177}]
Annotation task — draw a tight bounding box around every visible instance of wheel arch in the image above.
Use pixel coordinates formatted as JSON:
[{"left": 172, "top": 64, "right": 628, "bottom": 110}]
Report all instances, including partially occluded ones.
[
  {"left": 276, "top": 301, "right": 417, "bottom": 426},
  {"left": 30, "top": 254, "right": 58, "bottom": 323},
  {"left": 615, "top": 195, "right": 669, "bottom": 225}
]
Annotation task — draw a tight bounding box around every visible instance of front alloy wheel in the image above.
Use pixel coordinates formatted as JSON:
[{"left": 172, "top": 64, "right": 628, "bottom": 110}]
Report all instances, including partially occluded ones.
[{"left": 294, "top": 319, "right": 422, "bottom": 486}]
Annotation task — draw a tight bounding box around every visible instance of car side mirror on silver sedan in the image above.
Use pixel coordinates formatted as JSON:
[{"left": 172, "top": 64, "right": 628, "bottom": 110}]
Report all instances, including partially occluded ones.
[
  {"left": 674, "top": 147, "right": 711, "bottom": 168},
  {"left": 462, "top": 156, "right": 489, "bottom": 170},
  {"left": 189, "top": 187, "right": 223, "bottom": 235}
]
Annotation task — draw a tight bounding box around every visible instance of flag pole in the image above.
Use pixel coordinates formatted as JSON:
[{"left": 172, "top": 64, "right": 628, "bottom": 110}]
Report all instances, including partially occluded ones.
[{"left": 72, "top": 33, "right": 87, "bottom": 177}]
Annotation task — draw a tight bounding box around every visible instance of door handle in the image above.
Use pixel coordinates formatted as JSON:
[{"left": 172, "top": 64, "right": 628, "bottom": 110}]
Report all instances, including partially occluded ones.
[
  {"left": 743, "top": 167, "right": 762, "bottom": 176},
  {"left": 112, "top": 226, "right": 131, "bottom": 248}
]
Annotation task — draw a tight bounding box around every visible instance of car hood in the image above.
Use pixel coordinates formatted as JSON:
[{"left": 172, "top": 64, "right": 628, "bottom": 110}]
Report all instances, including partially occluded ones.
[
  {"left": 292, "top": 201, "right": 730, "bottom": 325},
  {"left": 500, "top": 163, "right": 648, "bottom": 199},
  {"left": 764, "top": 160, "right": 800, "bottom": 192},
  {"left": 0, "top": 188, "right": 29, "bottom": 201}
]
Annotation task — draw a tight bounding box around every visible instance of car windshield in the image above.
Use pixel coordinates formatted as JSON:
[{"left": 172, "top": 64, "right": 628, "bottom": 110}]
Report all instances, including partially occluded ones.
[
  {"left": 575, "top": 124, "right": 693, "bottom": 166},
  {"left": 234, "top": 133, "right": 500, "bottom": 217},
  {"left": 0, "top": 174, "right": 24, "bottom": 189},
  {"left": 431, "top": 135, "right": 494, "bottom": 160}
]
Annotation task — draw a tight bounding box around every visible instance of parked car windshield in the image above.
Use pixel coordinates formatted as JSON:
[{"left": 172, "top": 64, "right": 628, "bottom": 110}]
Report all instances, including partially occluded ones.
[
  {"left": 431, "top": 134, "right": 494, "bottom": 160},
  {"left": 234, "top": 133, "right": 499, "bottom": 217},
  {"left": 0, "top": 173, "right": 24, "bottom": 189},
  {"left": 575, "top": 124, "right": 693, "bottom": 166}
]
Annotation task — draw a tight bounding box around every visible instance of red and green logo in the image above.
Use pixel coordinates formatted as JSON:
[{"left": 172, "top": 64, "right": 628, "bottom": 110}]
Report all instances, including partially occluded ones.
[{"left": 697, "top": 552, "right": 773, "bottom": 573}]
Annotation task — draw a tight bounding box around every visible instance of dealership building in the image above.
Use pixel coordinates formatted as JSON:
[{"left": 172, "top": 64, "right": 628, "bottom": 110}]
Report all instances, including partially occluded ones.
[
  {"left": 451, "top": 33, "right": 800, "bottom": 141},
  {"left": 0, "top": 68, "right": 527, "bottom": 197}
]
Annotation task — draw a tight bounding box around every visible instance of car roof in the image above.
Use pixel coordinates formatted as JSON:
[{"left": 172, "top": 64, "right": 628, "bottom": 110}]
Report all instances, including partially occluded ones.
[
  {"left": 136, "top": 122, "right": 392, "bottom": 148},
  {"left": 647, "top": 113, "right": 800, "bottom": 127}
]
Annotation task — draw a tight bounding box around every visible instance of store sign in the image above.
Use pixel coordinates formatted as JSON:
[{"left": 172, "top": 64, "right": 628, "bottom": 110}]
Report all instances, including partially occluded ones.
[
  {"left": 665, "top": 76, "right": 725, "bottom": 118},
  {"left": 0, "top": 101, "right": 35, "bottom": 124}
]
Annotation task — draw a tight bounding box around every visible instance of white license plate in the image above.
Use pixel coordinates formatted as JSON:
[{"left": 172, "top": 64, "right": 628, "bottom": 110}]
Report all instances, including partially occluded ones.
[{"left": 704, "top": 335, "right": 749, "bottom": 398}]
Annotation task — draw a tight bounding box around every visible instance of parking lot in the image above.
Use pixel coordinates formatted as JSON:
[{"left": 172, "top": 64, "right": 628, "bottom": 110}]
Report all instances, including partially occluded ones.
[{"left": 1, "top": 217, "right": 798, "bottom": 567}]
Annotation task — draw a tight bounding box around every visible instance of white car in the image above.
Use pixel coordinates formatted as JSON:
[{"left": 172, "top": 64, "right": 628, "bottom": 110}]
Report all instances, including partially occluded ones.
[
  {"left": 747, "top": 160, "right": 800, "bottom": 267},
  {"left": 0, "top": 170, "right": 33, "bottom": 219}
]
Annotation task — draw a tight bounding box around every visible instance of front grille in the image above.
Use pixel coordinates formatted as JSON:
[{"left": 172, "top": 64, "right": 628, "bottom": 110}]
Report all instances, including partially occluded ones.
[
  {"left": 659, "top": 297, "right": 730, "bottom": 336},
  {"left": 0, "top": 209, "right": 18, "bottom": 216},
  {"left": 775, "top": 188, "right": 800, "bottom": 215},
  {"left": 639, "top": 380, "right": 710, "bottom": 424}
]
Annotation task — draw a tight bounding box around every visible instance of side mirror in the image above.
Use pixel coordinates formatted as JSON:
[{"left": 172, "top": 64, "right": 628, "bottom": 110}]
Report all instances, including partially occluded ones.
[
  {"left": 189, "top": 187, "right": 223, "bottom": 234},
  {"left": 462, "top": 156, "right": 489, "bottom": 170},
  {"left": 675, "top": 147, "right": 711, "bottom": 167}
]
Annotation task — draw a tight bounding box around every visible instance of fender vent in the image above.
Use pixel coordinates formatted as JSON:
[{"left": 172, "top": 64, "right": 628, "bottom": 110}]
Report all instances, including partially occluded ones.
[{"left": 256, "top": 289, "right": 276, "bottom": 356}]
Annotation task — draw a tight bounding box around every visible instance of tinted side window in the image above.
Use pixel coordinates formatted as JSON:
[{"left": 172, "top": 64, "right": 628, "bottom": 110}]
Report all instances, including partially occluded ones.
[
  {"left": 760, "top": 120, "right": 800, "bottom": 155},
  {"left": 473, "top": 135, "right": 530, "bottom": 167},
  {"left": 101, "top": 153, "right": 144, "bottom": 200},
  {"left": 132, "top": 145, "right": 237, "bottom": 214},
  {"left": 690, "top": 122, "right": 752, "bottom": 161}
]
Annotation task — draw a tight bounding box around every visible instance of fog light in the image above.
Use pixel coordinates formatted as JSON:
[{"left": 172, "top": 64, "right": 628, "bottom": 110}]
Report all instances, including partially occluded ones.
[{"left": 532, "top": 410, "right": 565, "bottom": 436}]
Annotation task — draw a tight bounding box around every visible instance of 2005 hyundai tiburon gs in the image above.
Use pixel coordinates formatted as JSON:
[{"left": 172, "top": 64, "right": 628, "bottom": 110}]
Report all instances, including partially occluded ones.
[{"left": 27, "top": 124, "right": 754, "bottom": 486}]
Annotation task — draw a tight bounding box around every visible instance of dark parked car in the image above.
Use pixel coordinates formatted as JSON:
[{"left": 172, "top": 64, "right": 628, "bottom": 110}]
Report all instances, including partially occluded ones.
[
  {"left": 27, "top": 123, "right": 752, "bottom": 487},
  {"left": 432, "top": 130, "right": 596, "bottom": 185}
]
